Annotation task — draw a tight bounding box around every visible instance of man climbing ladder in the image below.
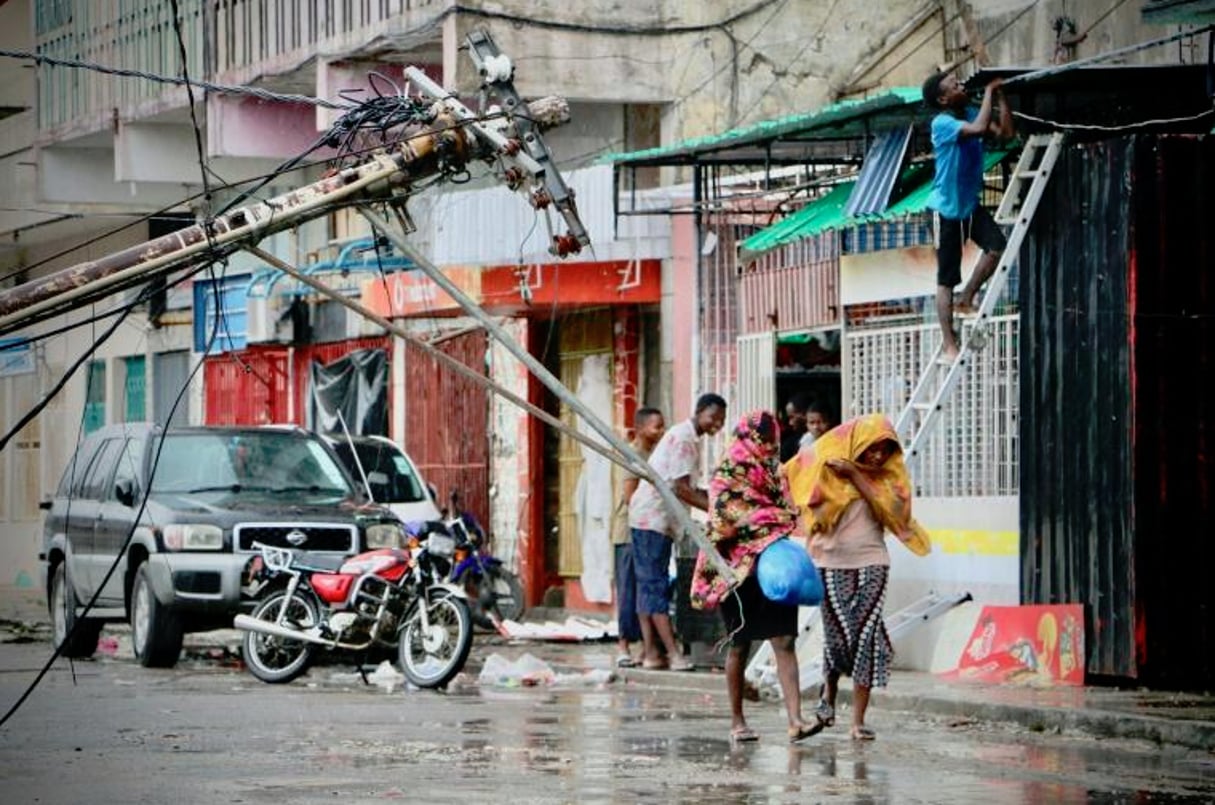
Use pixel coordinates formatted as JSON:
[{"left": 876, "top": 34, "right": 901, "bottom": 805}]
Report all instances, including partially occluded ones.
[
  {"left": 921, "top": 71, "right": 1015, "bottom": 362},
  {"left": 897, "top": 131, "right": 1066, "bottom": 469}
]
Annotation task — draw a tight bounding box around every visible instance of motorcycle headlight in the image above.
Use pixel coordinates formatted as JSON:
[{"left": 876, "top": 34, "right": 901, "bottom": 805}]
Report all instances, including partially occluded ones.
[
  {"left": 426, "top": 532, "right": 456, "bottom": 558},
  {"left": 163, "top": 524, "right": 224, "bottom": 551},
  {"left": 365, "top": 522, "right": 405, "bottom": 549}
]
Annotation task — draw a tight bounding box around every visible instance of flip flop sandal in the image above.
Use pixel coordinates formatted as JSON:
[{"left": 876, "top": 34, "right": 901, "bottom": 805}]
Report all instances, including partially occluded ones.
[
  {"left": 851, "top": 726, "right": 877, "bottom": 741},
  {"left": 730, "top": 726, "right": 760, "bottom": 743},
  {"left": 615, "top": 654, "right": 638, "bottom": 668},
  {"left": 667, "top": 659, "right": 695, "bottom": 672},
  {"left": 788, "top": 720, "right": 826, "bottom": 744}
]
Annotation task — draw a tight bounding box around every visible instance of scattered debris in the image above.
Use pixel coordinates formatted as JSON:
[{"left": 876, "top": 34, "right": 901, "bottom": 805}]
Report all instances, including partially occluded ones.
[
  {"left": 328, "top": 661, "right": 407, "bottom": 693},
  {"left": 497, "top": 617, "right": 617, "bottom": 642},
  {"left": 0, "top": 618, "right": 50, "bottom": 644},
  {"left": 477, "top": 652, "right": 616, "bottom": 689}
]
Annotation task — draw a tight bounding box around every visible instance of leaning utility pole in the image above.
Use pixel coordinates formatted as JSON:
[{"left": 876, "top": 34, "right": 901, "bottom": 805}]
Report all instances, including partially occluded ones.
[{"left": 0, "top": 30, "right": 736, "bottom": 583}]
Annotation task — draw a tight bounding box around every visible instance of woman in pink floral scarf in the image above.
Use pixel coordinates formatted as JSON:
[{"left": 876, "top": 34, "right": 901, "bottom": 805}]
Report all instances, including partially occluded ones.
[{"left": 691, "top": 410, "right": 821, "bottom": 744}]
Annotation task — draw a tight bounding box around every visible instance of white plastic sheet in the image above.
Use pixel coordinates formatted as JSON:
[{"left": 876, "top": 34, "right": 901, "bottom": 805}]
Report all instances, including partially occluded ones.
[{"left": 574, "top": 353, "right": 613, "bottom": 603}]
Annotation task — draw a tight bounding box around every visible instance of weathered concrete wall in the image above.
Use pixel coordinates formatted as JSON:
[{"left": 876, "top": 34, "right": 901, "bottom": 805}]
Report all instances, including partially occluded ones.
[
  {"left": 488, "top": 316, "right": 532, "bottom": 581},
  {"left": 965, "top": 0, "right": 1199, "bottom": 73},
  {"left": 451, "top": 0, "right": 938, "bottom": 150},
  {"left": 0, "top": 0, "right": 32, "bottom": 111}
]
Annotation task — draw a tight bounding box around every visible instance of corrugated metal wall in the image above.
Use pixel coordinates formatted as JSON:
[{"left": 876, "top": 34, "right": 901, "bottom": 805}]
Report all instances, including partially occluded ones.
[
  {"left": 203, "top": 347, "right": 290, "bottom": 425},
  {"left": 1020, "top": 138, "right": 1137, "bottom": 678},
  {"left": 1129, "top": 136, "right": 1215, "bottom": 690},
  {"left": 1021, "top": 134, "right": 1215, "bottom": 688},
  {"left": 402, "top": 330, "right": 490, "bottom": 530}
]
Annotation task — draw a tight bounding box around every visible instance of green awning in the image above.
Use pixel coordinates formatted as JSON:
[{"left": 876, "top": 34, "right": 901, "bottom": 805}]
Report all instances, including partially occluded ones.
[
  {"left": 602, "top": 87, "right": 923, "bottom": 167},
  {"left": 739, "top": 150, "right": 1010, "bottom": 261},
  {"left": 739, "top": 182, "right": 857, "bottom": 259}
]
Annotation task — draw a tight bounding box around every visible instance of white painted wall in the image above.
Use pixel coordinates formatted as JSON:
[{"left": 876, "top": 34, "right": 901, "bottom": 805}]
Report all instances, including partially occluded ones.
[{"left": 887, "top": 495, "right": 1020, "bottom": 670}]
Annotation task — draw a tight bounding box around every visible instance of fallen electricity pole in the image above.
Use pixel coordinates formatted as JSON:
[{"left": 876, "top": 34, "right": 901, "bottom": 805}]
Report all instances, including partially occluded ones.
[{"left": 0, "top": 29, "right": 736, "bottom": 582}]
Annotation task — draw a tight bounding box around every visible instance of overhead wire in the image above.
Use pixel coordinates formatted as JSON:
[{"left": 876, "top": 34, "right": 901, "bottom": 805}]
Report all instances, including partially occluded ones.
[{"left": 0, "top": 46, "right": 349, "bottom": 109}]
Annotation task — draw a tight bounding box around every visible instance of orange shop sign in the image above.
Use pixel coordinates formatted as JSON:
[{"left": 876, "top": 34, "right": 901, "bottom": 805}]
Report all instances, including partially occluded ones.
[{"left": 361, "top": 267, "right": 482, "bottom": 318}]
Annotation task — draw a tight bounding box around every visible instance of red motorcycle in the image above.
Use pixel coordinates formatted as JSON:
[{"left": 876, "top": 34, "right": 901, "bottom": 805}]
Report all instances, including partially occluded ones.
[{"left": 234, "top": 526, "right": 473, "bottom": 689}]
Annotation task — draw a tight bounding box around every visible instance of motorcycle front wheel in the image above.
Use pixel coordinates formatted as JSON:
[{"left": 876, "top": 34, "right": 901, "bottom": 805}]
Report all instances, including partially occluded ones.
[
  {"left": 398, "top": 589, "right": 473, "bottom": 689},
  {"left": 241, "top": 589, "right": 320, "bottom": 684}
]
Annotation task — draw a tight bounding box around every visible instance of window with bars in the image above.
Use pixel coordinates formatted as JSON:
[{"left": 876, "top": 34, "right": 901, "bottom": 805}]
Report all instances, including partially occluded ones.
[
  {"left": 84, "top": 360, "right": 106, "bottom": 435},
  {"left": 843, "top": 314, "right": 1020, "bottom": 498}
]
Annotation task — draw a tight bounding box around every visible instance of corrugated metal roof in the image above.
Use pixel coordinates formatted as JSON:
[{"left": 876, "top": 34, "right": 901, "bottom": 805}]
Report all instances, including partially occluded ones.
[
  {"left": 844, "top": 126, "right": 913, "bottom": 218},
  {"left": 739, "top": 182, "right": 856, "bottom": 260},
  {"left": 603, "top": 87, "right": 923, "bottom": 167},
  {"left": 739, "top": 150, "right": 1008, "bottom": 261}
]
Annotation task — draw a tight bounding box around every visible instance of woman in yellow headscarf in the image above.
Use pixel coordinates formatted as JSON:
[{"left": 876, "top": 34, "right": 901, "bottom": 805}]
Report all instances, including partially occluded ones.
[{"left": 785, "top": 413, "right": 931, "bottom": 741}]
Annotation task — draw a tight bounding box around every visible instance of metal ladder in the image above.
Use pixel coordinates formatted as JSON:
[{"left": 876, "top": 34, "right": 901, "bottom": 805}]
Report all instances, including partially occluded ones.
[
  {"left": 744, "top": 590, "right": 973, "bottom": 698},
  {"left": 885, "top": 589, "right": 973, "bottom": 642},
  {"left": 895, "top": 132, "right": 1066, "bottom": 471}
]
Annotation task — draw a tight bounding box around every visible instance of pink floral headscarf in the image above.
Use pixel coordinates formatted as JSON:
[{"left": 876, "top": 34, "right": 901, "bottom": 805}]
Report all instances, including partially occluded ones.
[{"left": 690, "top": 410, "right": 799, "bottom": 610}]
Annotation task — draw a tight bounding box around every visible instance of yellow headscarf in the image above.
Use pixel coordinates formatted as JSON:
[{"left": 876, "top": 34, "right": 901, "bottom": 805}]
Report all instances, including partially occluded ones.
[{"left": 784, "top": 413, "right": 931, "bottom": 556}]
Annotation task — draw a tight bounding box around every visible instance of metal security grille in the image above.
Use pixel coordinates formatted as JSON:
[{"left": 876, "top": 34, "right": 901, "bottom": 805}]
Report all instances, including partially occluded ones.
[
  {"left": 734, "top": 332, "right": 776, "bottom": 418},
  {"left": 697, "top": 217, "right": 746, "bottom": 494},
  {"left": 235, "top": 523, "right": 358, "bottom": 553},
  {"left": 843, "top": 314, "right": 1019, "bottom": 497},
  {"left": 738, "top": 231, "right": 838, "bottom": 335}
]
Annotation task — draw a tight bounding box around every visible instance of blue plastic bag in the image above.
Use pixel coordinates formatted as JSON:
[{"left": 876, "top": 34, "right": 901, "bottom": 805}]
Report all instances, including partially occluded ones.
[{"left": 756, "top": 538, "right": 823, "bottom": 607}]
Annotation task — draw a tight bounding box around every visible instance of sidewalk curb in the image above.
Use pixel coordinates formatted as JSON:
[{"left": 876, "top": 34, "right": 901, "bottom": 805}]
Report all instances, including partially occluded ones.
[
  {"left": 617, "top": 667, "right": 1215, "bottom": 752},
  {"left": 872, "top": 689, "right": 1215, "bottom": 752}
]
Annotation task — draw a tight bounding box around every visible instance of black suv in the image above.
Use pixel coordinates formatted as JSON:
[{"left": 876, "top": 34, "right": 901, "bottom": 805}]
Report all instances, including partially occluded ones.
[{"left": 40, "top": 423, "right": 404, "bottom": 667}]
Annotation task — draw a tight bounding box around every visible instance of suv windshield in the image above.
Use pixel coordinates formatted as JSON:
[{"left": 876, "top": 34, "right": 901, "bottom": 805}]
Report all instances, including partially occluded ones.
[
  {"left": 332, "top": 441, "right": 426, "bottom": 504},
  {"left": 150, "top": 432, "right": 352, "bottom": 495}
]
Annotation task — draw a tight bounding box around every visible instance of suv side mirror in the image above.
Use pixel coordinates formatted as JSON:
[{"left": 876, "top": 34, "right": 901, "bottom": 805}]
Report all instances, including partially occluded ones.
[
  {"left": 115, "top": 479, "right": 137, "bottom": 508},
  {"left": 39, "top": 499, "right": 52, "bottom": 511}
]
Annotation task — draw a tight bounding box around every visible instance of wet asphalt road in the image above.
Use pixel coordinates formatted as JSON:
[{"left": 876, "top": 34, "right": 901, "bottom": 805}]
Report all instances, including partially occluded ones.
[{"left": 0, "top": 639, "right": 1212, "bottom": 805}]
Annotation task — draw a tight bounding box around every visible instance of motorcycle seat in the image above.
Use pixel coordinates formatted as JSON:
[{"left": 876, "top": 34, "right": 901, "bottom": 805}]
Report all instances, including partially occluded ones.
[{"left": 291, "top": 553, "right": 349, "bottom": 573}]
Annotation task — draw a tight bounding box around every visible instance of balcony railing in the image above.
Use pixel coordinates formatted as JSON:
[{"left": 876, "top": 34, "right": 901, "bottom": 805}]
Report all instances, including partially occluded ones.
[
  {"left": 212, "top": 0, "right": 443, "bottom": 75},
  {"left": 36, "top": 0, "right": 205, "bottom": 132},
  {"left": 34, "top": 0, "right": 443, "bottom": 134}
]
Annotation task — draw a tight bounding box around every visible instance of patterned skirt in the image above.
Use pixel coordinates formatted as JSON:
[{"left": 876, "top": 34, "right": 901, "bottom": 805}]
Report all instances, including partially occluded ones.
[{"left": 820, "top": 566, "right": 892, "bottom": 688}]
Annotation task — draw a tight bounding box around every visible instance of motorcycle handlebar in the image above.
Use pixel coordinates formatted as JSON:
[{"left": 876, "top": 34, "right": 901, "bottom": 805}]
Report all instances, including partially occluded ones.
[{"left": 250, "top": 541, "right": 296, "bottom": 572}]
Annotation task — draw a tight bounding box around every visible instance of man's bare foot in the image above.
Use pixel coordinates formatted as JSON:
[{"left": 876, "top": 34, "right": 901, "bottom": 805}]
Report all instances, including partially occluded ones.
[
  {"left": 954, "top": 298, "right": 978, "bottom": 316},
  {"left": 942, "top": 344, "right": 961, "bottom": 362}
]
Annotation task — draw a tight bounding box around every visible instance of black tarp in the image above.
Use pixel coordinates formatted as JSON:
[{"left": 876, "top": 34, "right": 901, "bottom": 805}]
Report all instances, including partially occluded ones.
[{"left": 306, "top": 348, "right": 388, "bottom": 436}]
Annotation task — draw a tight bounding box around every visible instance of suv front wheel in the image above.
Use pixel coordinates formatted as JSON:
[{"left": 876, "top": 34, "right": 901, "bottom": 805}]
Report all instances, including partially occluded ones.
[
  {"left": 130, "top": 562, "right": 183, "bottom": 668},
  {"left": 49, "top": 562, "right": 103, "bottom": 658}
]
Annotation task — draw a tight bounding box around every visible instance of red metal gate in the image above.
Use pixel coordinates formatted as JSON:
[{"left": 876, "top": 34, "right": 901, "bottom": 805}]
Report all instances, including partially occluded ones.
[
  {"left": 403, "top": 329, "right": 490, "bottom": 530},
  {"left": 203, "top": 347, "right": 290, "bottom": 425}
]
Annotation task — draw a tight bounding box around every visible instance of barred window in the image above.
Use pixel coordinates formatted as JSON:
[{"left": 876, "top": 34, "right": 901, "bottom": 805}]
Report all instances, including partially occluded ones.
[{"left": 843, "top": 314, "right": 1020, "bottom": 498}]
